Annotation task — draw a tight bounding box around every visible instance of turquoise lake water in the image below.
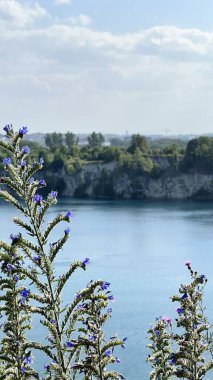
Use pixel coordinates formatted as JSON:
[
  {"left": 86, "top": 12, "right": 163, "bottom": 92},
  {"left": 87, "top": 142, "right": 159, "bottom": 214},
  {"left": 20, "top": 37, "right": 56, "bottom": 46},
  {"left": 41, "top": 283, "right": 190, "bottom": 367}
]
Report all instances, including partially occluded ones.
[{"left": 1, "top": 199, "right": 213, "bottom": 379}]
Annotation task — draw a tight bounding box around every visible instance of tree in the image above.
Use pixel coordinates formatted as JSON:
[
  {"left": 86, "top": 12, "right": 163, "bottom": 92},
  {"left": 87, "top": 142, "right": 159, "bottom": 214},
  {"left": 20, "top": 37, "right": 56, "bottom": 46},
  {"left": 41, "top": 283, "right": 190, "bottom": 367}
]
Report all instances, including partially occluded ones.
[
  {"left": 64, "top": 132, "right": 79, "bottom": 155},
  {"left": 184, "top": 136, "right": 213, "bottom": 172},
  {"left": 127, "top": 134, "right": 149, "bottom": 154},
  {"left": 87, "top": 132, "right": 105, "bottom": 148},
  {"left": 45, "top": 132, "right": 64, "bottom": 151}
]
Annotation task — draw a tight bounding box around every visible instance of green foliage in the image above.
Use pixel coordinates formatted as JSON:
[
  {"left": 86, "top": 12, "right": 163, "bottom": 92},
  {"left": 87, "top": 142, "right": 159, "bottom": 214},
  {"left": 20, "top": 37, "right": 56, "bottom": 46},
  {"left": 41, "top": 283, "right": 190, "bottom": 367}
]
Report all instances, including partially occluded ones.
[
  {"left": 88, "top": 132, "right": 105, "bottom": 148},
  {"left": 127, "top": 134, "right": 150, "bottom": 155},
  {"left": 118, "top": 149, "right": 153, "bottom": 175},
  {"left": 45, "top": 132, "right": 64, "bottom": 152},
  {"left": 8, "top": 130, "right": 213, "bottom": 200},
  {"left": 109, "top": 137, "right": 130, "bottom": 148},
  {"left": 150, "top": 138, "right": 186, "bottom": 154},
  {"left": 64, "top": 132, "right": 79, "bottom": 156},
  {"left": 97, "top": 146, "right": 121, "bottom": 162},
  {"left": 184, "top": 136, "right": 213, "bottom": 172}
]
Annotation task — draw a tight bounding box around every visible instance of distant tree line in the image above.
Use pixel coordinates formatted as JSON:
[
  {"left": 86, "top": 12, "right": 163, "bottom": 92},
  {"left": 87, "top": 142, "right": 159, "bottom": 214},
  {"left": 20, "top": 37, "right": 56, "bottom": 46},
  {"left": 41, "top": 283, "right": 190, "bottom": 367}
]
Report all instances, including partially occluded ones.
[{"left": 1, "top": 131, "right": 213, "bottom": 196}]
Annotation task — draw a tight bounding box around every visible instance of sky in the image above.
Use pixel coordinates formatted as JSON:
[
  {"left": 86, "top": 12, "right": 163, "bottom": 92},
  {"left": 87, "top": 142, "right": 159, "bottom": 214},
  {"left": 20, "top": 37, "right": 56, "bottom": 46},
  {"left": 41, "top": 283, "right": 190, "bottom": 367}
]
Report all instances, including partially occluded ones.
[{"left": 1, "top": 1, "right": 213, "bottom": 135}]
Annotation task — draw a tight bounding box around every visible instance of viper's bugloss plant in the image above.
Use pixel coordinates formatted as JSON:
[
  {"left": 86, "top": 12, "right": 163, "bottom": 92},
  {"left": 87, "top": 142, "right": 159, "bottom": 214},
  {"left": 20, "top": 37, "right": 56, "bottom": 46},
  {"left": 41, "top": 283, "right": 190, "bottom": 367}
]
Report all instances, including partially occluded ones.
[
  {"left": 0, "top": 239, "right": 38, "bottom": 379},
  {"left": 147, "top": 263, "right": 213, "bottom": 380},
  {"left": 71, "top": 284, "right": 125, "bottom": 379},
  {"left": 171, "top": 262, "right": 213, "bottom": 379},
  {"left": 147, "top": 316, "right": 175, "bottom": 380},
  {"left": 0, "top": 125, "right": 124, "bottom": 380}
]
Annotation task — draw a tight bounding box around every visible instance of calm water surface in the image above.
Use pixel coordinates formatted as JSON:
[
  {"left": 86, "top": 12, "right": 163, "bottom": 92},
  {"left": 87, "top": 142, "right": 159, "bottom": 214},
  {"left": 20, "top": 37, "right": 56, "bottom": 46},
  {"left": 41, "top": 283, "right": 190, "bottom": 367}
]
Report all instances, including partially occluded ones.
[{"left": 1, "top": 199, "right": 213, "bottom": 379}]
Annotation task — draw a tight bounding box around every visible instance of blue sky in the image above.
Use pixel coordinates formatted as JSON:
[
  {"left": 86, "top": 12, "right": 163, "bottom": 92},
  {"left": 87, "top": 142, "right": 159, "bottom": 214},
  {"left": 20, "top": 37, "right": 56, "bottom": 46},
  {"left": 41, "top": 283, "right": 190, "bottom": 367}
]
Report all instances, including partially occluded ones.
[
  {"left": 1, "top": 0, "right": 213, "bottom": 135},
  {"left": 49, "top": 0, "right": 213, "bottom": 32}
]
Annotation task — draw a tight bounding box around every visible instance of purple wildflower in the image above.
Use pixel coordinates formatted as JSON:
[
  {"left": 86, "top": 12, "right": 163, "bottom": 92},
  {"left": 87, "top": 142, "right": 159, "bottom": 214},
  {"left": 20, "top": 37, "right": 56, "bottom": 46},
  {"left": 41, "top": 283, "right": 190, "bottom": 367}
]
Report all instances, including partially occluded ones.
[
  {"left": 176, "top": 307, "right": 183, "bottom": 315},
  {"left": 14, "top": 275, "right": 20, "bottom": 281},
  {"left": 50, "top": 319, "right": 56, "bottom": 324},
  {"left": 121, "top": 337, "right": 128, "bottom": 348},
  {"left": 155, "top": 330, "right": 160, "bottom": 336},
  {"left": 22, "top": 146, "right": 30, "bottom": 154},
  {"left": 105, "top": 350, "right": 112, "bottom": 356},
  {"left": 101, "top": 281, "right": 110, "bottom": 290},
  {"left": 3, "top": 157, "right": 11, "bottom": 166},
  {"left": 33, "top": 255, "right": 41, "bottom": 263},
  {"left": 182, "top": 293, "right": 188, "bottom": 299},
  {"left": 33, "top": 194, "right": 43, "bottom": 204},
  {"left": 82, "top": 257, "right": 90, "bottom": 266},
  {"left": 21, "top": 367, "right": 27, "bottom": 373},
  {"left": 116, "top": 357, "right": 121, "bottom": 363},
  {"left": 65, "top": 210, "right": 73, "bottom": 219},
  {"left": 200, "top": 274, "right": 206, "bottom": 281},
  {"left": 185, "top": 260, "right": 191, "bottom": 267},
  {"left": 20, "top": 160, "right": 26, "bottom": 167},
  {"left": 10, "top": 233, "right": 21, "bottom": 245},
  {"left": 3, "top": 124, "right": 12, "bottom": 133},
  {"left": 66, "top": 341, "right": 75, "bottom": 348},
  {"left": 49, "top": 191, "right": 58, "bottom": 199},
  {"left": 10, "top": 233, "right": 19, "bottom": 241},
  {"left": 20, "top": 289, "right": 30, "bottom": 298},
  {"left": 89, "top": 335, "right": 97, "bottom": 342},
  {"left": 44, "top": 364, "right": 50, "bottom": 370},
  {"left": 64, "top": 227, "right": 70, "bottom": 235},
  {"left": 7, "top": 264, "right": 15, "bottom": 271},
  {"left": 170, "top": 354, "right": 176, "bottom": 366},
  {"left": 108, "top": 295, "right": 114, "bottom": 301},
  {"left": 38, "top": 179, "right": 46, "bottom": 186},
  {"left": 107, "top": 308, "right": 112, "bottom": 313},
  {"left": 25, "top": 355, "right": 32, "bottom": 364},
  {"left": 19, "top": 126, "right": 28, "bottom": 136}
]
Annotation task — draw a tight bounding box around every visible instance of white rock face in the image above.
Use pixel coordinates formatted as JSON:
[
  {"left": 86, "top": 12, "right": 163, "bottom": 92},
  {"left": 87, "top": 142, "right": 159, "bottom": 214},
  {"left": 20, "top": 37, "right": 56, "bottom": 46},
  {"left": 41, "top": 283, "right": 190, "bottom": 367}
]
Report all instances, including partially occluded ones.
[
  {"left": 142, "top": 174, "right": 213, "bottom": 199},
  {"left": 56, "top": 160, "right": 213, "bottom": 199}
]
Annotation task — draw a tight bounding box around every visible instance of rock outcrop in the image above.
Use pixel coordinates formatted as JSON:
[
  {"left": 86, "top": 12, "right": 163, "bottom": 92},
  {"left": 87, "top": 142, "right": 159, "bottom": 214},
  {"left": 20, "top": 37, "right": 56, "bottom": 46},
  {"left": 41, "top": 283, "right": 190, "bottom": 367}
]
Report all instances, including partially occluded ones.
[{"left": 48, "top": 161, "right": 213, "bottom": 200}]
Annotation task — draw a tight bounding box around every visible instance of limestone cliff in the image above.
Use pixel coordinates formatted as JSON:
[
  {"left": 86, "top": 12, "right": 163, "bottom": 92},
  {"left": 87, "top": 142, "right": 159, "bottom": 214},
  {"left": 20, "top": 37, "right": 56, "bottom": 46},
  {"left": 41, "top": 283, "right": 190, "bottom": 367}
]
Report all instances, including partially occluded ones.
[{"left": 47, "top": 161, "right": 213, "bottom": 200}]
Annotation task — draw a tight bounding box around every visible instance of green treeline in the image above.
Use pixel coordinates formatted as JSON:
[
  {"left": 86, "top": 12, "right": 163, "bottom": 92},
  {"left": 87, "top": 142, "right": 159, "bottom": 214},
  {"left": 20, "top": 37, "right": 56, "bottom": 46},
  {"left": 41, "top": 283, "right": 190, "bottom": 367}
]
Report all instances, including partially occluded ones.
[{"left": 1, "top": 132, "right": 213, "bottom": 197}]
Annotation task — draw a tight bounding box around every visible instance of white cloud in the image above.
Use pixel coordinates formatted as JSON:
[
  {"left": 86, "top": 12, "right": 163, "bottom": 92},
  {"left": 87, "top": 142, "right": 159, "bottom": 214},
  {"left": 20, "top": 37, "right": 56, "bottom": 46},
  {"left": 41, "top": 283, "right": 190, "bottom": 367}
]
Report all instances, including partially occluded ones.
[
  {"left": 68, "top": 14, "right": 92, "bottom": 27},
  {"left": 1, "top": 6, "right": 213, "bottom": 133},
  {"left": 54, "top": 0, "right": 72, "bottom": 5},
  {"left": 0, "top": 0, "right": 48, "bottom": 28}
]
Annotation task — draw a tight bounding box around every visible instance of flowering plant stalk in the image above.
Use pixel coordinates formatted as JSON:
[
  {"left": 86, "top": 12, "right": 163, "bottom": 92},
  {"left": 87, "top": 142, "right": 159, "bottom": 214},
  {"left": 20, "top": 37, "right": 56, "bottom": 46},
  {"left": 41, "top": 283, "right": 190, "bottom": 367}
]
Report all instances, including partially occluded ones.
[
  {"left": 147, "top": 263, "right": 213, "bottom": 380},
  {"left": 171, "top": 263, "right": 213, "bottom": 379},
  {"left": 0, "top": 239, "right": 37, "bottom": 379},
  {"left": 147, "top": 316, "right": 174, "bottom": 380},
  {"left": 0, "top": 125, "right": 124, "bottom": 380},
  {"left": 71, "top": 283, "right": 126, "bottom": 379}
]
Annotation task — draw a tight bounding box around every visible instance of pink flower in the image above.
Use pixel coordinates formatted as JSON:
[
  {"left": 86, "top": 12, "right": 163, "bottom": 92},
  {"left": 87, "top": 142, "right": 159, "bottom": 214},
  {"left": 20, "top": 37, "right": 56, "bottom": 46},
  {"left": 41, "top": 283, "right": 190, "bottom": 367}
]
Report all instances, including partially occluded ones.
[
  {"left": 185, "top": 260, "right": 191, "bottom": 267},
  {"left": 160, "top": 315, "right": 172, "bottom": 324}
]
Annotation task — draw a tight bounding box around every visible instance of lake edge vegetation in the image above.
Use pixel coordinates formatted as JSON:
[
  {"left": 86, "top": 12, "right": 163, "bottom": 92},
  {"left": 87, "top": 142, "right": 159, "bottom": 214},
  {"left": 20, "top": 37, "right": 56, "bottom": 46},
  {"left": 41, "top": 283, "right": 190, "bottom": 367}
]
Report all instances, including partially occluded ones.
[{"left": 2, "top": 131, "right": 213, "bottom": 199}]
